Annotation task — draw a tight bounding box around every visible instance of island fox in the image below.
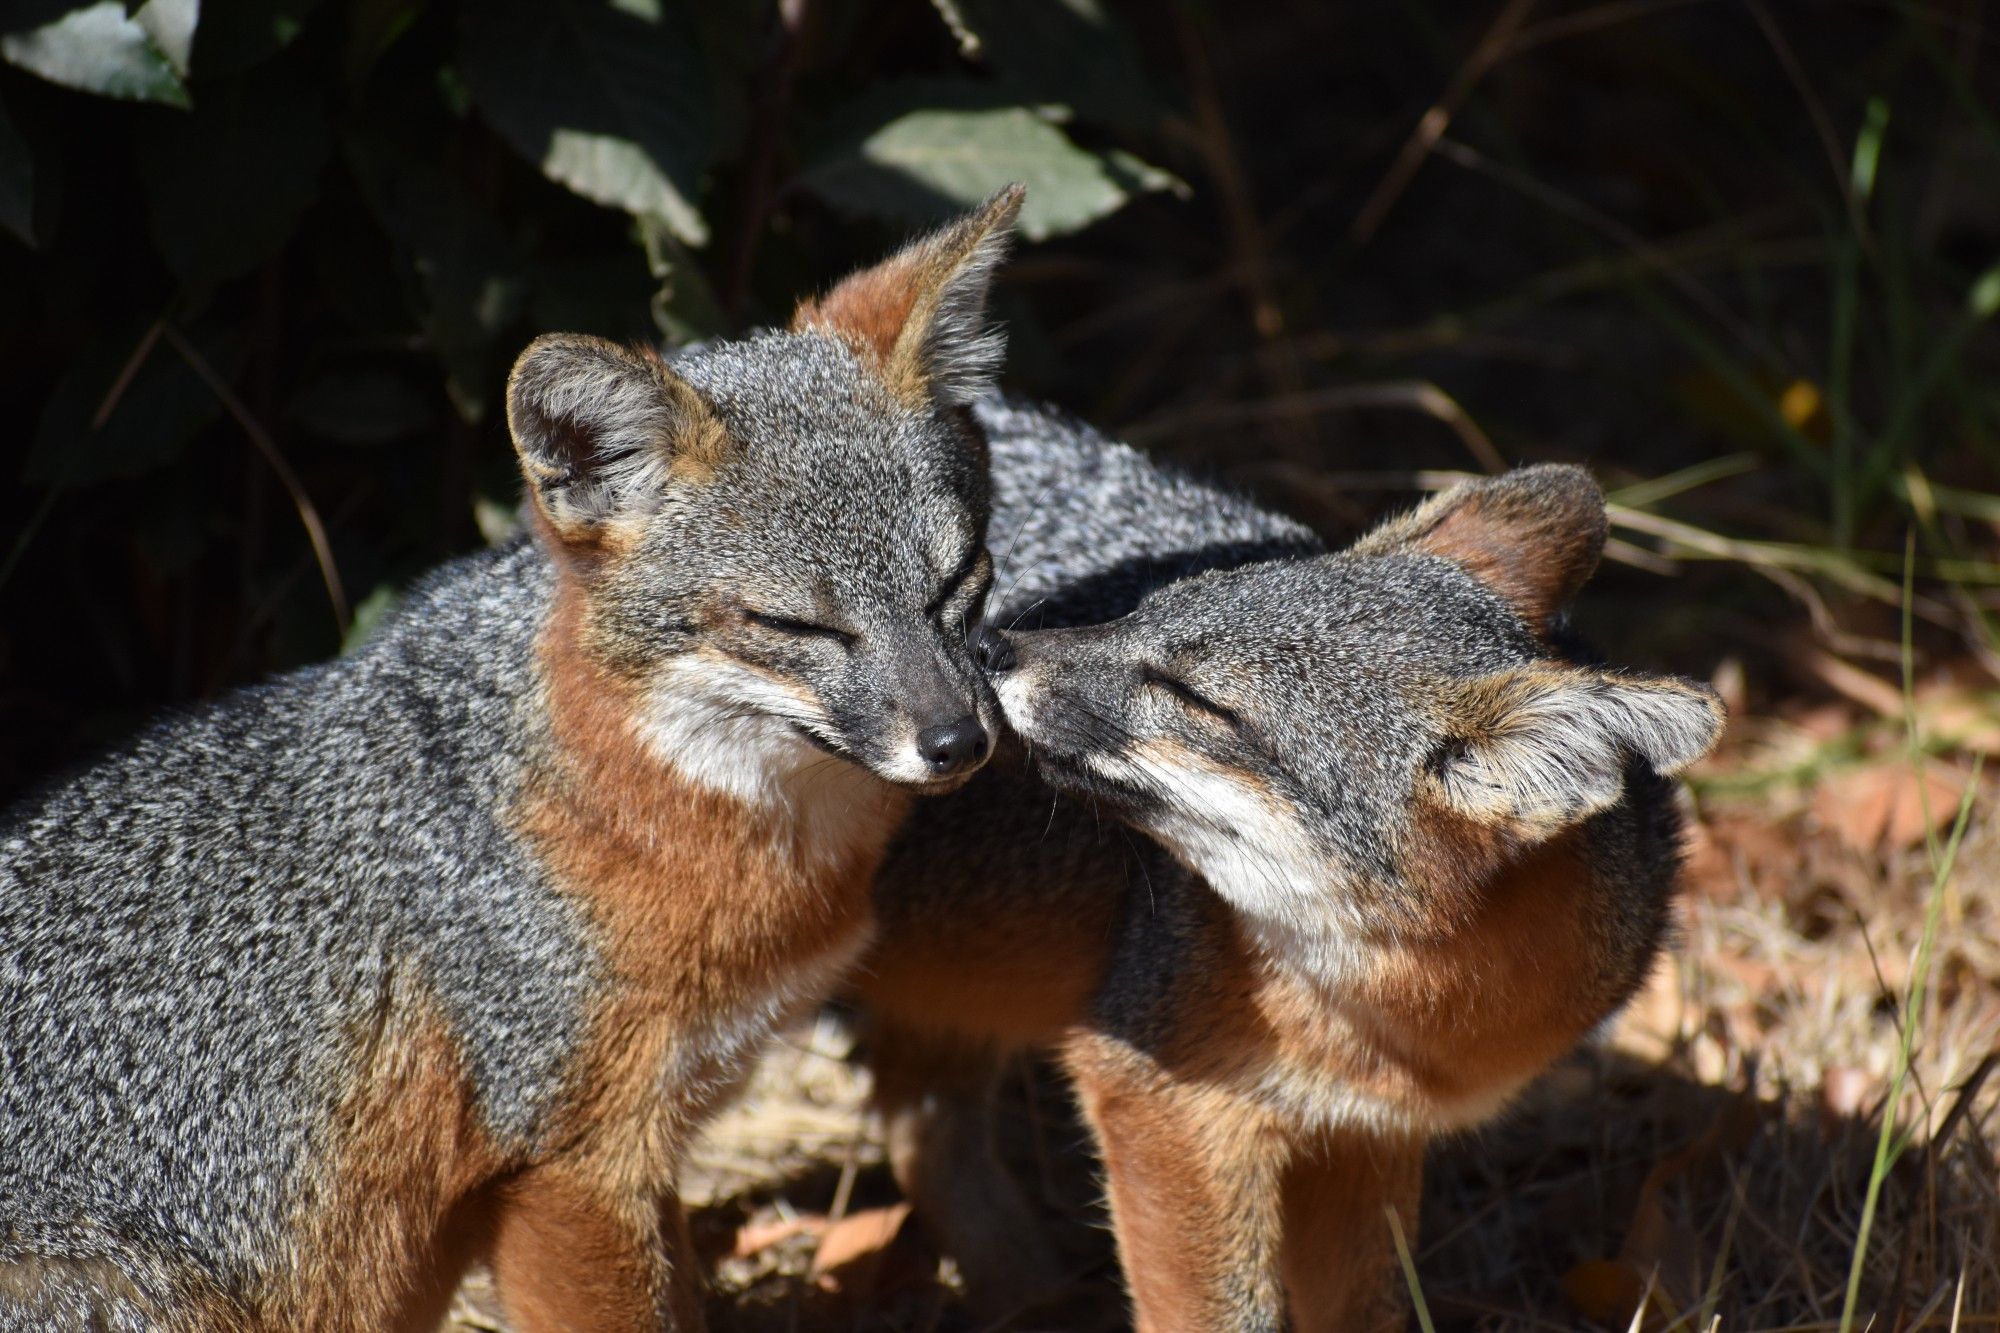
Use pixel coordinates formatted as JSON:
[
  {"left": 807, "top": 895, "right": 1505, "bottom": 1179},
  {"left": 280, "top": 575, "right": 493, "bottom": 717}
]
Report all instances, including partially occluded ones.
[
  {"left": 0, "top": 189, "right": 1023, "bottom": 1332},
  {"left": 857, "top": 414, "right": 1724, "bottom": 1331}
]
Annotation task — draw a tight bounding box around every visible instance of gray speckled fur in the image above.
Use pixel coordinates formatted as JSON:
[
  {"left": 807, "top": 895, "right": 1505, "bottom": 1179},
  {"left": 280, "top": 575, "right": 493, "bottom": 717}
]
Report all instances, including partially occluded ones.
[
  {"left": 0, "top": 198, "right": 1018, "bottom": 1324},
  {"left": 0, "top": 538, "right": 592, "bottom": 1321},
  {"left": 974, "top": 396, "right": 1321, "bottom": 630}
]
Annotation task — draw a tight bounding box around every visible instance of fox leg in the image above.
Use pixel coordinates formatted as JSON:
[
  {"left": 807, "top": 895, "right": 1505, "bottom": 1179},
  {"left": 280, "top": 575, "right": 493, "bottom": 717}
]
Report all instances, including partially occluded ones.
[
  {"left": 1278, "top": 1128, "right": 1425, "bottom": 1333},
  {"left": 1063, "top": 1032, "right": 1290, "bottom": 1333},
  {"left": 486, "top": 1162, "right": 702, "bottom": 1333},
  {"left": 867, "top": 1021, "right": 1068, "bottom": 1316}
]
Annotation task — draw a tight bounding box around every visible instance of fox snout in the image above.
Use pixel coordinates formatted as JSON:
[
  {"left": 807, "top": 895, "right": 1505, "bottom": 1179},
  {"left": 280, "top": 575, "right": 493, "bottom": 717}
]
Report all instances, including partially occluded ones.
[{"left": 915, "top": 715, "right": 989, "bottom": 777}]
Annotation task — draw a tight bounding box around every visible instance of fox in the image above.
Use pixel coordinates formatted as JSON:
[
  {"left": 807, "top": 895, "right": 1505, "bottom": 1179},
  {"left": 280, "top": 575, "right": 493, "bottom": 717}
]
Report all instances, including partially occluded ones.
[
  {"left": 0, "top": 189, "right": 1024, "bottom": 1332},
  {"left": 855, "top": 410, "right": 1725, "bottom": 1331}
]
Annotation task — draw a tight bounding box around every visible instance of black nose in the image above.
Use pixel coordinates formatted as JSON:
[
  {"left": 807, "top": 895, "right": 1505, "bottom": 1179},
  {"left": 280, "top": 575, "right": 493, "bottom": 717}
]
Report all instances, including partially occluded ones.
[
  {"left": 916, "top": 714, "right": 989, "bottom": 777},
  {"left": 969, "top": 624, "right": 1016, "bottom": 674}
]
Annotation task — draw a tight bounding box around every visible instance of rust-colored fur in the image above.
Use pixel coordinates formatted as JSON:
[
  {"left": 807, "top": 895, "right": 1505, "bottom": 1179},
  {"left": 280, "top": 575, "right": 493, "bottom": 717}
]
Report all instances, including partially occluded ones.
[
  {"left": 855, "top": 460, "right": 1705, "bottom": 1329},
  {"left": 244, "top": 576, "right": 902, "bottom": 1331},
  {"left": 860, "top": 809, "right": 1644, "bottom": 1329}
]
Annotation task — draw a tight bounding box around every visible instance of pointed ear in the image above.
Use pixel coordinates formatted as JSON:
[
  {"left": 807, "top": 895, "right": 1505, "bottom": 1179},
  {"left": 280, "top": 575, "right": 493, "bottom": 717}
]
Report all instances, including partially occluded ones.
[
  {"left": 792, "top": 184, "right": 1025, "bottom": 408},
  {"left": 1428, "top": 665, "right": 1724, "bottom": 837},
  {"left": 1354, "top": 464, "right": 1608, "bottom": 627},
  {"left": 506, "top": 334, "right": 731, "bottom": 537}
]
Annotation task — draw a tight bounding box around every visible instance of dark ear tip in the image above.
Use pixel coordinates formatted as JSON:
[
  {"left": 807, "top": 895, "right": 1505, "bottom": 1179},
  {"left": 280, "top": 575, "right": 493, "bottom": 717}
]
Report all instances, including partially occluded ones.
[{"left": 1490, "top": 463, "right": 1605, "bottom": 514}]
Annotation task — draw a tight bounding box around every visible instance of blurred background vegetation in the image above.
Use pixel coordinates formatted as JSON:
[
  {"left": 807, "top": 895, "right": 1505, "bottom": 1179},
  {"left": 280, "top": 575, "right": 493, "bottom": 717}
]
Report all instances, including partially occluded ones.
[{"left": 1, "top": 0, "right": 1995, "bottom": 799}]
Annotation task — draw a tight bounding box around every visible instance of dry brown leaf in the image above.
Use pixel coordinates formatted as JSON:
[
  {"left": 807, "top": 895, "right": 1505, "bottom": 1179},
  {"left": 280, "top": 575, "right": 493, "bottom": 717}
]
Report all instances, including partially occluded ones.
[
  {"left": 1818, "top": 1065, "right": 1874, "bottom": 1136},
  {"left": 1811, "top": 759, "right": 1968, "bottom": 855},
  {"left": 1682, "top": 812, "right": 1802, "bottom": 901},
  {"left": 732, "top": 1213, "right": 823, "bottom": 1259},
  {"left": 808, "top": 1202, "right": 912, "bottom": 1293},
  {"left": 1922, "top": 685, "right": 2000, "bottom": 755},
  {"left": 1563, "top": 1258, "right": 1670, "bottom": 1327}
]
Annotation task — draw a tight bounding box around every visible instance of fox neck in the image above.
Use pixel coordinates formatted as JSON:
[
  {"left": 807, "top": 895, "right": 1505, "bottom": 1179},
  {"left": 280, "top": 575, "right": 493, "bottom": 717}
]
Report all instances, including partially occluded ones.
[
  {"left": 527, "top": 588, "right": 908, "bottom": 976},
  {"left": 1151, "top": 812, "right": 1370, "bottom": 989}
]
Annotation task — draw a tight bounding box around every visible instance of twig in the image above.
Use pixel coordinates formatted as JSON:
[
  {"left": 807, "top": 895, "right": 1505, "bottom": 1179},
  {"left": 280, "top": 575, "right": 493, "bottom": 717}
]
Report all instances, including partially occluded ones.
[
  {"left": 718, "top": 0, "right": 812, "bottom": 325},
  {"left": 1350, "top": 0, "right": 1539, "bottom": 247},
  {"left": 92, "top": 319, "right": 166, "bottom": 430},
  {"left": 1127, "top": 380, "right": 1505, "bottom": 473},
  {"left": 1507, "top": 0, "right": 1712, "bottom": 57},
  {"left": 1429, "top": 136, "right": 1778, "bottom": 364},
  {"left": 1171, "top": 7, "right": 1310, "bottom": 444},
  {"left": 1745, "top": 0, "right": 1875, "bottom": 251},
  {"left": 162, "top": 324, "right": 350, "bottom": 638}
]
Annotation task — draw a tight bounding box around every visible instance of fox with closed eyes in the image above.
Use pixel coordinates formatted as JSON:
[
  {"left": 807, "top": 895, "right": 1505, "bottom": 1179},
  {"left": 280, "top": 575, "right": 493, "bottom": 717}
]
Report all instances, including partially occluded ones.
[
  {"left": 0, "top": 190, "right": 1022, "bottom": 1332},
  {"left": 856, "top": 405, "right": 1723, "bottom": 1331}
]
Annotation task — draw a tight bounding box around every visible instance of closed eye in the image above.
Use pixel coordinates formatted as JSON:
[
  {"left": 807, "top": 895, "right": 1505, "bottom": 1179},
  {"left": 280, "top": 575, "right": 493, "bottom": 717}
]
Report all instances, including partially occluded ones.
[
  {"left": 743, "top": 609, "right": 856, "bottom": 646},
  {"left": 1141, "top": 669, "right": 1241, "bottom": 728},
  {"left": 925, "top": 546, "right": 989, "bottom": 621}
]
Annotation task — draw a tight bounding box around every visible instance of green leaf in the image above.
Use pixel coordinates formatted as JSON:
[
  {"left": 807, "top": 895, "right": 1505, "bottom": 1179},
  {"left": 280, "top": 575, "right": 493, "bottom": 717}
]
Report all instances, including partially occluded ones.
[
  {"left": 1, "top": 1, "right": 192, "bottom": 106},
  {"left": 347, "top": 133, "right": 528, "bottom": 422},
  {"left": 341, "top": 581, "right": 402, "bottom": 653},
  {"left": 24, "top": 323, "right": 234, "bottom": 489},
  {"left": 0, "top": 92, "right": 31, "bottom": 245},
  {"left": 188, "top": 0, "right": 320, "bottom": 77},
  {"left": 637, "top": 214, "right": 721, "bottom": 343},
  {"left": 134, "top": 0, "right": 198, "bottom": 76},
  {"left": 137, "top": 60, "right": 329, "bottom": 291},
  {"left": 945, "top": 0, "right": 1169, "bottom": 132},
  {"left": 801, "top": 97, "right": 1180, "bottom": 241},
  {"left": 288, "top": 366, "right": 440, "bottom": 445},
  {"left": 461, "top": 0, "right": 712, "bottom": 245},
  {"left": 343, "top": 0, "right": 425, "bottom": 88},
  {"left": 0, "top": 2, "right": 97, "bottom": 37}
]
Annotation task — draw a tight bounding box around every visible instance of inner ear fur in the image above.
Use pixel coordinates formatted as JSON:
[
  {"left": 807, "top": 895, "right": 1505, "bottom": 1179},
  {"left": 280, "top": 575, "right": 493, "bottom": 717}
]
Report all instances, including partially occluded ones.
[
  {"left": 791, "top": 184, "right": 1024, "bottom": 409},
  {"left": 1356, "top": 464, "right": 1608, "bottom": 628},
  {"left": 506, "top": 333, "right": 731, "bottom": 540},
  {"left": 1428, "top": 663, "right": 1724, "bottom": 838}
]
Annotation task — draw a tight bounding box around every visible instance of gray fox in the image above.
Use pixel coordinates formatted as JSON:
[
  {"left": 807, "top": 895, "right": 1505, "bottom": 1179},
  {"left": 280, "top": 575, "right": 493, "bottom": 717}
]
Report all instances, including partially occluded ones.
[
  {"left": 857, "top": 407, "right": 1724, "bottom": 1331},
  {"left": 0, "top": 189, "right": 1022, "bottom": 1332}
]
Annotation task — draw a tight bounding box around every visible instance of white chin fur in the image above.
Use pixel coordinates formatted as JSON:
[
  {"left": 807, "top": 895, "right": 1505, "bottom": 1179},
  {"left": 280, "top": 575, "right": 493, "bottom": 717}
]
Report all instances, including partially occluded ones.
[
  {"left": 992, "top": 672, "right": 1039, "bottom": 736},
  {"left": 638, "top": 657, "right": 897, "bottom": 870},
  {"left": 1091, "top": 748, "right": 1365, "bottom": 987}
]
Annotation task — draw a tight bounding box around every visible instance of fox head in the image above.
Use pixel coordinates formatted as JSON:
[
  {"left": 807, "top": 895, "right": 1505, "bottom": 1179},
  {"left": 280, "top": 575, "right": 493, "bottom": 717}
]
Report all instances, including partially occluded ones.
[
  {"left": 508, "top": 189, "right": 1024, "bottom": 795},
  {"left": 981, "top": 464, "right": 1724, "bottom": 945}
]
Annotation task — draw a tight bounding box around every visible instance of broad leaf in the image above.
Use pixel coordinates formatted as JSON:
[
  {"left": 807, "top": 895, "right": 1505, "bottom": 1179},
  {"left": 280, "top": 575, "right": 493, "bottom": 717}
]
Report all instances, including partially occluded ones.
[
  {"left": 801, "top": 96, "right": 1180, "bottom": 241},
  {"left": 461, "top": 0, "right": 712, "bottom": 245},
  {"left": 188, "top": 0, "right": 320, "bottom": 77},
  {"left": 135, "top": 0, "right": 197, "bottom": 76},
  {"left": 1, "top": 1, "right": 191, "bottom": 106},
  {"left": 347, "top": 133, "right": 527, "bottom": 422},
  {"left": 288, "top": 366, "right": 440, "bottom": 445},
  {"left": 24, "top": 323, "right": 235, "bottom": 489},
  {"left": 137, "top": 60, "right": 329, "bottom": 291},
  {"left": 0, "top": 1, "right": 95, "bottom": 36},
  {"left": 945, "top": 0, "right": 1168, "bottom": 131},
  {"left": 0, "top": 92, "right": 31, "bottom": 245}
]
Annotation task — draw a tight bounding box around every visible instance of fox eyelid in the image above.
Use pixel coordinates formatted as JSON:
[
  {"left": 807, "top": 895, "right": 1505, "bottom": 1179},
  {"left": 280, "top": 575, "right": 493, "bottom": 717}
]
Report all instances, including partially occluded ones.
[
  {"left": 924, "top": 546, "right": 988, "bottom": 619},
  {"left": 742, "top": 609, "right": 855, "bottom": 646},
  {"left": 1141, "top": 668, "right": 1241, "bottom": 728}
]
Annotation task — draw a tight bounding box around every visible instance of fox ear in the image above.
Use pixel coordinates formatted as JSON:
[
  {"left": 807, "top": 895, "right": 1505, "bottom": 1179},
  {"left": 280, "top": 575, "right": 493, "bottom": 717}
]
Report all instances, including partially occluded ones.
[
  {"left": 506, "top": 334, "right": 731, "bottom": 537},
  {"left": 1355, "top": 464, "right": 1607, "bottom": 627},
  {"left": 1430, "top": 665, "right": 1723, "bottom": 837},
  {"left": 792, "top": 184, "right": 1025, "bottom": 408}
]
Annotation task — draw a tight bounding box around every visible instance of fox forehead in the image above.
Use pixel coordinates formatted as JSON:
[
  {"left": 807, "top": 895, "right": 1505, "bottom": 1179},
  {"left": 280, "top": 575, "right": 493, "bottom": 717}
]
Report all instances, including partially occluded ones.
[
  {"left": 1142, "top": 553, "right": 1535, "bottom": 692},
  {"left": 656, "top": 333, "right": 985, "bottom": 584}
]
